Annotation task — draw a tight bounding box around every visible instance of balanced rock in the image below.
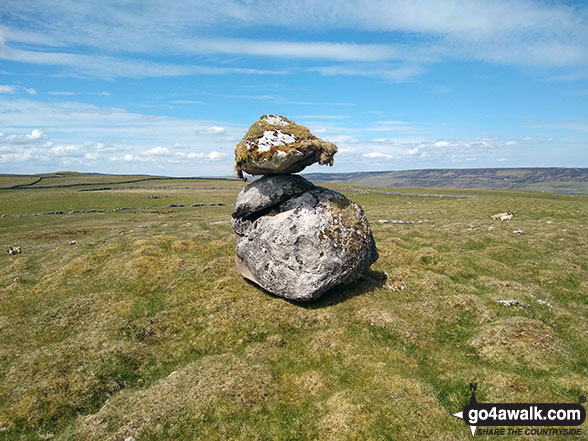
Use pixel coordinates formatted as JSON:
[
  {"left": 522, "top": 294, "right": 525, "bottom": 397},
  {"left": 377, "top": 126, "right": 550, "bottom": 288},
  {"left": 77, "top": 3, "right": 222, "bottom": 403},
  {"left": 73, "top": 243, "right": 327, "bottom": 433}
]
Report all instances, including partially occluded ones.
[
  {"left": 232, "top": 175, "right": 378, "bottom": 301},
  {"left": 234, "top": 115, "right": 337, "bottom": 178}
]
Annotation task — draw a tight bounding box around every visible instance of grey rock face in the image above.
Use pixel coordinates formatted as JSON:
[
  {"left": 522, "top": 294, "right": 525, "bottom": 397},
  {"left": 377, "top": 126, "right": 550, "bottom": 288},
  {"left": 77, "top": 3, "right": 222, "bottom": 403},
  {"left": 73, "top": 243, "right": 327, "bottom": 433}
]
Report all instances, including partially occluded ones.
[
  {"left": 232, "top": 174, "right": 314, "bottom": 218},
  {"left": 232, "top": 175, "right": 378, "bottom": 301}
]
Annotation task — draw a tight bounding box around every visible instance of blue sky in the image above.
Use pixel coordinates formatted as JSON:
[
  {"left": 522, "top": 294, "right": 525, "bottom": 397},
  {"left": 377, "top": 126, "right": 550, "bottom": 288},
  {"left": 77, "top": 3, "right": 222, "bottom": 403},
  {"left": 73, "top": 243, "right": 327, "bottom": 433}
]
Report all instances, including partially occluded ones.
[{"left": 1, "top": 0, "right": 587, "bottom": 176}]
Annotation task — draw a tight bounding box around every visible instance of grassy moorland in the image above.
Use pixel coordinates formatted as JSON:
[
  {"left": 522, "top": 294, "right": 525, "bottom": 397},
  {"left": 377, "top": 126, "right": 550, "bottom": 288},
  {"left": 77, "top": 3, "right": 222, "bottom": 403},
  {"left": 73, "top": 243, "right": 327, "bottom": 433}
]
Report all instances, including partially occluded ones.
[
  {"left": 0, "top": 173, "right": 587, "bottom": 441},
  {"left": 303, "top": 167, "right": 588, "bottom": 194}
]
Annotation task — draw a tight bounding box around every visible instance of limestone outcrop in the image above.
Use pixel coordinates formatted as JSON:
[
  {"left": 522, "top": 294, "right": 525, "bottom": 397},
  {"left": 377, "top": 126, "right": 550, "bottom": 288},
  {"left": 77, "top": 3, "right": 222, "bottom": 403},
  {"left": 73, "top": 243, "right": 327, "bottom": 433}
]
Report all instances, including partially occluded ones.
[
  {"left": 232, "top": 175, "right": 378, "bottom": 301},
  {"left": 232, "top": 115, "right": 377, "bottom": 301}
]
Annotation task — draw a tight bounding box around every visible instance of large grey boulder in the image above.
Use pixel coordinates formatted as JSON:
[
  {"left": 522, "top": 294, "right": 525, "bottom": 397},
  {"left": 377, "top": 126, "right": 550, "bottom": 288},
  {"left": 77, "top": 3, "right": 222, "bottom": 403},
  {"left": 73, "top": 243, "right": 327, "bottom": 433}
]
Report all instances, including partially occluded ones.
[{"left": 232, "top": 175, "right": 378, "bottom": 301}]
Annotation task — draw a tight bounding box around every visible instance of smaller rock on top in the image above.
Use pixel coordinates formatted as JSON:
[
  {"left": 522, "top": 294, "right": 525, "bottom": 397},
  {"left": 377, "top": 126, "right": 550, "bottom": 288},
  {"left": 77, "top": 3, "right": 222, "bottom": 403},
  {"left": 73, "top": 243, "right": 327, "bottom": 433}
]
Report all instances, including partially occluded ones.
[
  {"left": 259, "top": 114, "right": 290, "bottom": 126},
  {"left": 235, "top": 114, "right": 337, "bottom": 178}
]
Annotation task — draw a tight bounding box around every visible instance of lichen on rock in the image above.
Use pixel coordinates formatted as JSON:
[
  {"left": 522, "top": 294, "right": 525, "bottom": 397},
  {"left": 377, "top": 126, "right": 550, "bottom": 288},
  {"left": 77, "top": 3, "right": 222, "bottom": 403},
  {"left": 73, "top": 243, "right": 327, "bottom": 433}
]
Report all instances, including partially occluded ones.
[
  {"left": 235, "top": 114, "right": 337, "bottom": 178},
  {"left": 231, "top": 175, "right": 378, "bottom": 301}
]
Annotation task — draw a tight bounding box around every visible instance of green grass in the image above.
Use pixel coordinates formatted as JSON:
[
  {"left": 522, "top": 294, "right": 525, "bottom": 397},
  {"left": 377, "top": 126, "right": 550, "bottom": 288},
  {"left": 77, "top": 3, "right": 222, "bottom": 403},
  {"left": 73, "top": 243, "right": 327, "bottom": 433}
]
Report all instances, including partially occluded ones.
[{"left": 1, "top": 174, "right": 587, "bottom": 440}]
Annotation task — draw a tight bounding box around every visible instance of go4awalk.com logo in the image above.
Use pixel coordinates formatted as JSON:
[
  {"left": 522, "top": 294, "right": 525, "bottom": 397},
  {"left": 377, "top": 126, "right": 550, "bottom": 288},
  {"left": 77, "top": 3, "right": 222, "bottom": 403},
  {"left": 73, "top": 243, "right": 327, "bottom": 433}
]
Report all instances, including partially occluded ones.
[{"left": 452, "top": 384, "right": 586, "bottom": 437}]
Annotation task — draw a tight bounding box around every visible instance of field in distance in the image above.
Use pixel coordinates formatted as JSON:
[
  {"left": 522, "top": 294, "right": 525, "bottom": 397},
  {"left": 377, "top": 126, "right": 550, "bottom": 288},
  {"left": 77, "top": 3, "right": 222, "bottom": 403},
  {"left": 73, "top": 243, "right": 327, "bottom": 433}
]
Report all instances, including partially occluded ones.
[
  {"left": 303, "top": 167, "right": 588, "bottom": 194},
  {"left": 1, "top": 172, "right": 587, "bottom": 440}
]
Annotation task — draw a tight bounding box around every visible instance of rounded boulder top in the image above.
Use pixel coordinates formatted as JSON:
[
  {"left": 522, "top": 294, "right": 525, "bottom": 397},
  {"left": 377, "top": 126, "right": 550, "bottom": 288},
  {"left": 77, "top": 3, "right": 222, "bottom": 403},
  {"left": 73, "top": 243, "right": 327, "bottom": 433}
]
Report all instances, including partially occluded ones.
[{"left": 234, "top": 114, "right": 337, "bottom": 178}]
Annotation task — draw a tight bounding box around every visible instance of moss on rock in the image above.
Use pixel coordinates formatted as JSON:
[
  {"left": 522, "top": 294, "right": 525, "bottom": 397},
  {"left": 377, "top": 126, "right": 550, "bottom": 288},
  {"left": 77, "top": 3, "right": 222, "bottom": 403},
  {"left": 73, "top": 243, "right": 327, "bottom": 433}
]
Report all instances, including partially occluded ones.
[{"left": 234, "top": 114, "right": 338, "bottom": 177}]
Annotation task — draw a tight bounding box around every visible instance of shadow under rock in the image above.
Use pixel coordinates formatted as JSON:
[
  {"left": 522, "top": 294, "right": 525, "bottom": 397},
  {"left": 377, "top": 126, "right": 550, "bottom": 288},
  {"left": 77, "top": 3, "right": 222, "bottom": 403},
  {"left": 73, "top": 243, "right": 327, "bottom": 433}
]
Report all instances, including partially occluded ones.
[
  {"left": 298, "top": 269, "right": 388, "bottom": 309},
  {"left": 242, "top": 269, "right": 387, "bottom": 308}
]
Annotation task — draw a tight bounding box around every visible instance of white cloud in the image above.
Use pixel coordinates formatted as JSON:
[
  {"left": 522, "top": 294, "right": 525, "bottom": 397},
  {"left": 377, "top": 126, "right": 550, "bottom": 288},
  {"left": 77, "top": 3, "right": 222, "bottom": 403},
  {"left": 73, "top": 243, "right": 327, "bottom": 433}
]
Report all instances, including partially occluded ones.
[
  {"left": 143, "top": 146, "right": 170, "bottom": 155},
  {"left": 505, "top": 141, "right": 519, "bottom": 145},
  {"left": 100, "top": 91, "right": 112, "bottom": 96},
  {"left": 200, "top": 126, "right": 225, "bottom": 135},
  {"left": 0, "top": 98, "right": 246, "bottom": 174},
  {"left": 29, "top": 129, "right": 45, "bottom": 140},
  {"left": 497, "top": 157, "right": 508, "bottom": 162},
  {"left": 52, "top": 145, "right": 78, "bottom": 155},
  {"left": 208, "top": 150, "right": 227, "bottom": 160},
  {"left": 0, "top": 38, "right": 285, "bottom": 79},
  {"left": 407, "top": 147, "right": 420, "bottom": 155},
  {"left": 367, "top": 120, "right": 416, "bottom": 132},
  {"left": 0, "top": 85, "right": 17, "bottom": 94},
  {"left": 0, "top": 151, "right": 33, "bottom": 163},
  {"left": 0, "top": 129, "right": 47, "bottom": 144},
  {"left": 93, "top": 142, "right": 114, "bottom": 151},
  {"left": 326, "top": 135, "right": 360, "bottom": 144},
  {"left": 363, "top": 152, "right": 393, "bottom": 159},
  {"left": 434, "top": 141, "right": 450, "bottom": 147},
  {"left": 523, "top": 136, "right": 533, "bottom": 141},
  {"left": 2, "top": 0, "right": 587, "bottom": 81},
  {"left": 311, "top": 64, "right": 424, "bottom": 82},
  {"left": 111, "top": 148, "right": 228, "bottom": 164},
  {"left": 184, "top": 151, "right": 228, "bottom": 161},
  {"left": 0, "top": 84, "right": 36, "bottom": 95},
  {"left": 173, "top": 100, "right": 205, "bottom": 104}
]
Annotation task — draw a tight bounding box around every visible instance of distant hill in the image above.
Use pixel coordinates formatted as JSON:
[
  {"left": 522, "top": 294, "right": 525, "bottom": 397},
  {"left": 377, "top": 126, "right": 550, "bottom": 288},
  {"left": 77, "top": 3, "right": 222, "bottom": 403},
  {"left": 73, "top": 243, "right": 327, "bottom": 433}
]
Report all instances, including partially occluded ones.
[{"left": 303, "top": 167, "right": 588, "bottom": 194}]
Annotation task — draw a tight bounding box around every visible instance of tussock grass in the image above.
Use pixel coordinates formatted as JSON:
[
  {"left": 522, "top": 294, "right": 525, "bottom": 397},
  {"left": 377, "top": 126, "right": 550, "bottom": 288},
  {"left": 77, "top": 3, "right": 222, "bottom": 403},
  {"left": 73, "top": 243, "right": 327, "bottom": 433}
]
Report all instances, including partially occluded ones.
[{"left": 0, "top": 175, "right": 587, "bottom": 440}]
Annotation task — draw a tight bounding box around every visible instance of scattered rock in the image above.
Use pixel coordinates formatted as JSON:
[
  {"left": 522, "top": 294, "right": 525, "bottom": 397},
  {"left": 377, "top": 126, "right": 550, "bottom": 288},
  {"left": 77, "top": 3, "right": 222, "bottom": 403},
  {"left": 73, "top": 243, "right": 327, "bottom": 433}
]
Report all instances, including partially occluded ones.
[
  {"left": 234, "top": 114, "right": 337, "bottom": 178},
  {"left": 537, "top": 299, "right": 553, "bottom": 311},
  {"left": 209, "top": 220, "right": 231, "bottom": 225},
  {"left": 345, "top": 188, "right": 478, "bottom": 198},
  {"left": 69, "top": 240, "right": 77, "bottom": 245},
  {"left": 232, "top": 175, "right": 378, "bottom": 301},
  {"left": 496, "top": 299, "right": 529, "bottom": 307},
  {"left": 387, "top": 282, "right": 408, "bottom": 292},
  {"left": 377, "top": 219, "right": 389, "bottom": 224},
  {"left": 191, "top": 202, "right": 226, "bottom": 207},
  {"left": 137, "top": 225, "right": 148, "bottom": 229},
  {"left": 68, "top": 209, "right": 106, "bottom": 214},
  {"left": 7, "top": 246, "right": 21, "bottom": 255},
  {"left": 512, "top": 229, "right": 524, "bottom": 235}
]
